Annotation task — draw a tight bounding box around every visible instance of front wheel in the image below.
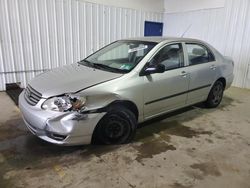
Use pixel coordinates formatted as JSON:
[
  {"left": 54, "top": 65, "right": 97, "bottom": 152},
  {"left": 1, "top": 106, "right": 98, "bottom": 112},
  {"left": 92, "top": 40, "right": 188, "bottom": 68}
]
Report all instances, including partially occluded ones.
[
  {"left": 94, "top": 105, "right": 137, "bottom": 145},
  {"left": 205, "top": 80, "right": 224, "bottom": 108}
]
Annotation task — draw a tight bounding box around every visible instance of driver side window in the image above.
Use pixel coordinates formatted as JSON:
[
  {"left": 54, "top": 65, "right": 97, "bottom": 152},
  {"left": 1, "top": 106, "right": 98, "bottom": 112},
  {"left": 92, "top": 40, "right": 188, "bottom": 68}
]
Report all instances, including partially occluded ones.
[{"left": 150, "top": 43, "right": 184, "bottom": 71}]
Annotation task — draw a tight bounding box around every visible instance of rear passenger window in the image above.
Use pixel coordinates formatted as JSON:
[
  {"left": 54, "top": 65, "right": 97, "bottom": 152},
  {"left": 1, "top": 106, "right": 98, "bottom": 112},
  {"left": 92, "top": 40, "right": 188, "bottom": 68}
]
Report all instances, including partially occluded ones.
[{"left": 186, "top": 44, "right": 215, "bottom": 66}]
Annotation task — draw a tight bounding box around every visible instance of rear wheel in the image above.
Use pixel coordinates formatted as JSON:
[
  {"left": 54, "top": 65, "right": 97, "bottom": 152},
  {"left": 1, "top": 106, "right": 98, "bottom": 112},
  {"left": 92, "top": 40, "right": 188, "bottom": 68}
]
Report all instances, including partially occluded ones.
[
  {"left": 94, "top": 105, "right": 137, "bottom": 145},
  {"left": 205, "top": 80, "right": 224, "bottom": 108}
]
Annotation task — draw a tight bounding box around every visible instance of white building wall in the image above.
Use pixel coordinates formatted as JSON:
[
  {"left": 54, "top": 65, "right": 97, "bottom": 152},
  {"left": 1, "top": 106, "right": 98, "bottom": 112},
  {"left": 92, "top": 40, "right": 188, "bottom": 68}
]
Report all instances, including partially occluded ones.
[
  {"left": 82, "top": 0, "right": 165, "bottom": 12},
  {"left": 0, "top": 0, "right": 163, "bottom": 91},
  {"left": 164, "top": 0, "right": 250, "bottom": 89},
  {"left": 164, "top": 0, "right": 225, "bottom": 13}
]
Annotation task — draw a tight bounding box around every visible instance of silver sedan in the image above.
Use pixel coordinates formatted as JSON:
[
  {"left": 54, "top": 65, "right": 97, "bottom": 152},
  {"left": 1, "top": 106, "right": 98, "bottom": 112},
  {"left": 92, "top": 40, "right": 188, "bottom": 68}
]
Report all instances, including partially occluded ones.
[{"left": 19, "top": 37, "right": 234, "bottom": 145}]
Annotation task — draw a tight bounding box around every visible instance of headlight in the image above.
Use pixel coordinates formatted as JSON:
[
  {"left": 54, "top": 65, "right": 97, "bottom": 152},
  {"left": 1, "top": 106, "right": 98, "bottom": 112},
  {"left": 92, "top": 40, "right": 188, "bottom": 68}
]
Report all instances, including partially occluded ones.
[{"left": 42, "top": 94, "right": 86, "bottom": 112}]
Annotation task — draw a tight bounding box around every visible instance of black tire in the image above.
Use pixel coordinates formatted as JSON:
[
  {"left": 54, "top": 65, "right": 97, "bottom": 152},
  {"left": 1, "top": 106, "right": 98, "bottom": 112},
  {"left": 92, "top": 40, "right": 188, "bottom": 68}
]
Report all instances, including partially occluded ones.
[
  {"left": 94, "top": 105, "right": 137, "bottom": 145},
  {"left": 205, "top": 80, "right": 224, "bottom": 108}
]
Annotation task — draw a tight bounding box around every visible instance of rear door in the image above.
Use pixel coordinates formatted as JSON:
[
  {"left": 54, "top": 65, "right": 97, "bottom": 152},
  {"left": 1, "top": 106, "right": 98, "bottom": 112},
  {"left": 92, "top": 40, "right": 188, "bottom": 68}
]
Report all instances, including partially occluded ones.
[
  {"left": 143, "top": 42, "right": 189, "bottom": 119},
  {"left": 184, "top": 43, "right": 218, "bottom": 105}
]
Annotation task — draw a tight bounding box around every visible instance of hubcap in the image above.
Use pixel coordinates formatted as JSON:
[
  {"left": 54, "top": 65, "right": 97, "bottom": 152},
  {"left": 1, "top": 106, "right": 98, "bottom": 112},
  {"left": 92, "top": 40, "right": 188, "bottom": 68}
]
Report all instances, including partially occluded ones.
[
  {"left": 106, "top": 122, "right": 123, "bottom": 138},
  {"left": 212, "top": 84, "right": 223, "bottom": 104},
  {"left": 103, "top": 115, "right": 129, "bottom": 141}
]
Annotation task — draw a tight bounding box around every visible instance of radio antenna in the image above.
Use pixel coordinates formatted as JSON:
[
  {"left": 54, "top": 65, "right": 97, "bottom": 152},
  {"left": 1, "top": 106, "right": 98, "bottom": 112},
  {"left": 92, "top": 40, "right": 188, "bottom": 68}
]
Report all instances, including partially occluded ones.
[{"left": 181, "top": 24, "right": 192, "bottom": 38}]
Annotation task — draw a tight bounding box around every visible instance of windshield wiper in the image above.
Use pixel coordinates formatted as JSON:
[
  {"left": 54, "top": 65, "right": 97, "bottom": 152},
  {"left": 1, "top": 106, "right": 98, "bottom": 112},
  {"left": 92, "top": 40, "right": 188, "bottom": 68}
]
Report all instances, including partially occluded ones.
[
  {"left": 78, "top": 60, "right": 127, "bottom": 73},
  {"left": 92, "top": 63, "right": 128, "bottom": 73},
  {"left": 78, "top": 59, "right": 95, "bottom": 68}
]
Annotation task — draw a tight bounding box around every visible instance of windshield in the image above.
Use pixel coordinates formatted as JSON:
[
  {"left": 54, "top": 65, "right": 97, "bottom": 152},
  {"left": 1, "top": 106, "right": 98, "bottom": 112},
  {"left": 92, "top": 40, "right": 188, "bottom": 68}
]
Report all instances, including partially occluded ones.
[{"left": 79, "top": 40, "right": 157, "bottom": 73}]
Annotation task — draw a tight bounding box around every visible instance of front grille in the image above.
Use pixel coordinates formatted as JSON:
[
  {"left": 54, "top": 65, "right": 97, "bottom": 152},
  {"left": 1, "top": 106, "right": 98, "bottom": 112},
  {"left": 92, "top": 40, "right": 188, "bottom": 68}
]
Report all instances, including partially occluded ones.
[{"left": 24, "top": 85, "right": 42, "bottom": 106}]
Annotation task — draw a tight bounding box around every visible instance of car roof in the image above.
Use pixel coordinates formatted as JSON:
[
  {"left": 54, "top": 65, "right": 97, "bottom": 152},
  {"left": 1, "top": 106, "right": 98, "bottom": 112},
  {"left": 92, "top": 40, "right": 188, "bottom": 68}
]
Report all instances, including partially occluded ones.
[{"left": 121, "top": 37, "right": 203, "bottom": 43}]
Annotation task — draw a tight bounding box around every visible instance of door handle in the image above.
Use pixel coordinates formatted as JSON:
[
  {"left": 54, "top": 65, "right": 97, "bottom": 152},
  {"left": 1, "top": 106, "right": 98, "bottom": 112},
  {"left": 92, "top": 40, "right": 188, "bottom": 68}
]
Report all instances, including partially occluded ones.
[
  {"left": 210, "top": 65, "right": 216, "bottom": 70},
  {"left": 180, "top": 71, "right": 188, "bottom": 77}
]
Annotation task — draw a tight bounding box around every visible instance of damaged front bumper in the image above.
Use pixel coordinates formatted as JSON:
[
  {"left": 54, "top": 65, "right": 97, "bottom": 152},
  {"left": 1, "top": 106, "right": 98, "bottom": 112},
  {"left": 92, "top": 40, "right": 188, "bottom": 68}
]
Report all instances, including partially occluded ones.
[{"left": 19, "top": 91, "right": 105, "bottom": 145}]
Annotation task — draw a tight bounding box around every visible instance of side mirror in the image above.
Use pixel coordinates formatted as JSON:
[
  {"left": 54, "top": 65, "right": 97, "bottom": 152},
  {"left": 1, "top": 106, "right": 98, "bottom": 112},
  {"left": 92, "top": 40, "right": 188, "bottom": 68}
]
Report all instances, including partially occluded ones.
[{"left": 140, "top": 64, "right": 165, "bottom": 76}]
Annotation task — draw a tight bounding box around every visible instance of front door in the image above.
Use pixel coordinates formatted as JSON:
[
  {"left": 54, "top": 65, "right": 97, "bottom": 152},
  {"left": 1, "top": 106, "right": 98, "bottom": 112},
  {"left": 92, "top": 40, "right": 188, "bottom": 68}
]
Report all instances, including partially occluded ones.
[{"left": 143, "top": 43, "right": 189, "bottom": 119}]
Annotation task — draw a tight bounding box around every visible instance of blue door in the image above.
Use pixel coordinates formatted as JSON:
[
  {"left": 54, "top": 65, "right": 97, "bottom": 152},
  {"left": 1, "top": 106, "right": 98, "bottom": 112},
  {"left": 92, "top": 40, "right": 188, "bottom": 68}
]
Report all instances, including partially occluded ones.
[{"left": 144, "top": 21, "right": 163, "bottom": 36}]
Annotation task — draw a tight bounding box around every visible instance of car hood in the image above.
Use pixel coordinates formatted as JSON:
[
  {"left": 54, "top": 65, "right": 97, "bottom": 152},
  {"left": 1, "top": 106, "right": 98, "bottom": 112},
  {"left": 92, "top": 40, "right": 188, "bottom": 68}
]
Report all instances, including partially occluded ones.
[{"left": 29, "top": 63, "right": 122, "bottom": 98}]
